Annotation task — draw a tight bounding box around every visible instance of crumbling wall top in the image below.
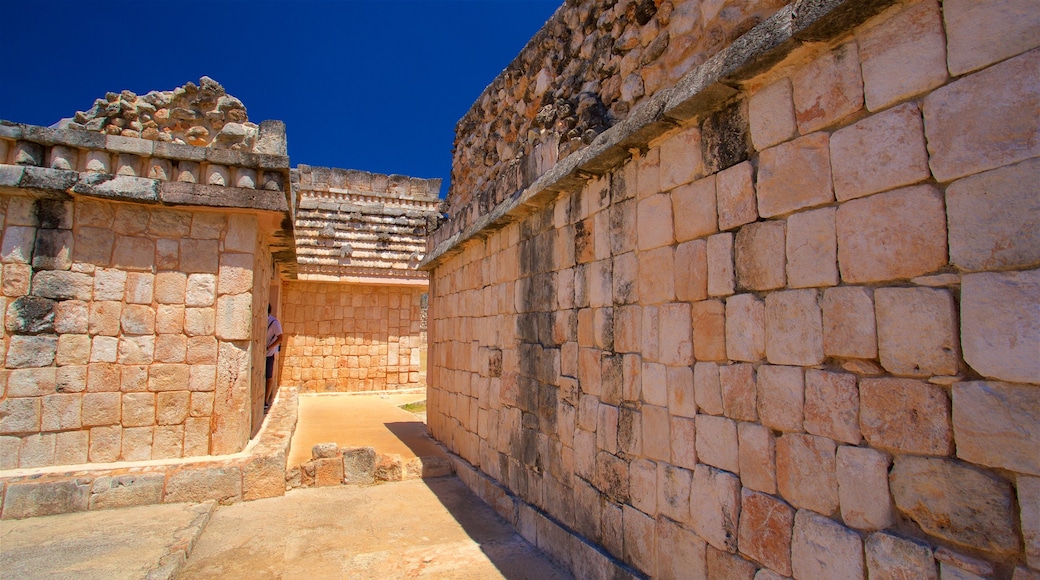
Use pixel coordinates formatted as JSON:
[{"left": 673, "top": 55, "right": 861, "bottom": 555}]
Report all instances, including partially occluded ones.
[{"left": 57, "top": 76, "right": 286, "bottom": 156}]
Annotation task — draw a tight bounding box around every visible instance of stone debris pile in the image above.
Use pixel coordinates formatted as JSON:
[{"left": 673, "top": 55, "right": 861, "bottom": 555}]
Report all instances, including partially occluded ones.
[{"left": 60, "top": 77, "right": 258, "bottom": 150}]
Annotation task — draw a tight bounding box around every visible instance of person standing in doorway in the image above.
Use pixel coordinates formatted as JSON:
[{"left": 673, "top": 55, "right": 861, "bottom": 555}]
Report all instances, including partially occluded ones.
[{"left": 265, "top": 305, "right": 283, "bottom": 412}]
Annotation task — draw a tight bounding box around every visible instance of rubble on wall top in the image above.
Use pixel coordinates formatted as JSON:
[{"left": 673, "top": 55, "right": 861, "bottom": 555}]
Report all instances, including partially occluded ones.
[{"left": 54, "top": 76, "right": 285, "bottom": 155}]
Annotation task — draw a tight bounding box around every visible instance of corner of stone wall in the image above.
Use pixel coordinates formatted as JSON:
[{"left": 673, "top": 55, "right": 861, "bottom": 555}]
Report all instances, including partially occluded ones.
[{"left": 0, "top": 387, "right": 299, "bottom": 519}]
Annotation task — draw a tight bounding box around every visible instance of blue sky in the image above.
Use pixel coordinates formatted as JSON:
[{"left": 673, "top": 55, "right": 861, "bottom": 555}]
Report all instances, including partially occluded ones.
[{"left": 0, "top": 0, "right": 562, "bottom": 196}]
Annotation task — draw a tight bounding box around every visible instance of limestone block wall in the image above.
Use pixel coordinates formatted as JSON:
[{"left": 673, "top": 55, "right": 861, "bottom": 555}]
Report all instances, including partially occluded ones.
[
  {"left": 279, "top": 281, "right": 426, "bottom": 393},
  {"left": 0, "top": 116, "right": 294, "bottom": 469},
  {"left": 425, "top": 0, "right": 1040, "bottom": 578},
  {"left": 0, "top": 195, "right": 267, "bottom": 467},
  {"left": 441, "top": 0, "right": 790, "bottom": 248}
]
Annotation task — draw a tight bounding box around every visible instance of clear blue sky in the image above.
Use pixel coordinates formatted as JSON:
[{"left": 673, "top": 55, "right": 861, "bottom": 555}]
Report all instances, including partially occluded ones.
[{"left": 0, "top": 0, "right": 562, "bottom": 196}]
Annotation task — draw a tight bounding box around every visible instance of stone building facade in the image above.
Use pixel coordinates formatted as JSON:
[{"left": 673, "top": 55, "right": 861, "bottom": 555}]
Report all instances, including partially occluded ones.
[
  {"left": 279, "top": 165, "right": 440, "bottom": 392},
  {"left": 0, "top": 92, "right": 294, "bottom": 469},
  {"left": 423, "top": 0, "right": 1040, "bottom": 578},
  {"left": 0, "top": 78, "right": 439, "bottom": 511}
]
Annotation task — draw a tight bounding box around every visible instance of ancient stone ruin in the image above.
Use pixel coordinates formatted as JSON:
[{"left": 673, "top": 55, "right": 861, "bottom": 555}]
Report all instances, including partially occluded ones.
[
  {"left": 422, "top": 0, "right": 1039, "bottom": 578},
  {"left": 1, "top": 0, "right": 1039, "bottom": 579}
]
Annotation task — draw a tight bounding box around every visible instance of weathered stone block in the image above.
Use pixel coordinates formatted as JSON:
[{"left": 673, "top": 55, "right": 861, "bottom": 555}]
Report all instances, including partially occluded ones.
[
  {"left": 4, "top": 295, "right": 54, "bottom": 336},
  {"left": 31, "top": 229, "right": 73, "bottom": 271},
  {"left": 6, "top": 334, "right": 57, "bottom": 368},
  {"left": 792, "top": 510, "right": 865, "bottom": 580},
  {"left": 1, "top": 226, "right": 36, "bottom": 265},
  {"left": 803, "top": 370, "right": 860, "bottom": 444},
  {"left": 54, "top": 430, "right": 88, "bottom": 464},
  {"left": 716, "top": 161, "right": 757, "bottom": 231},
  {"left": 757, "top": 365, "right": 803, "bottom": 433},
  {"left": 695, "top": 414, "right": 738, "bottom": 474},
  {"left": 89, "top": 474, "right": 164, "bottom": 510},
  {"left": 19, "top": 432, "right": 55, "bottom": 467},
  {"left": 657, "top": 463, "right": 691, "bottom": 523},
  {"left": 777, "top": 433, "right": 838, "bottom": 515},
  {"left": 836, "top": 185, "right": 947, "bottom": 283},
  {"left": 725, "top": 293, "right": 764, "bottom": 363},
  {"left": 737, "top": 488, "right": 794, "bottom": 576},
  {"left": 56, "top": 333, "right": 90, "bottom": 366},
  {"left": 735, "top": 220, "right": 785, "bottom": 291},
  {"left": 694, "top": 361, "right": 724, "bottom": 416},
  {"left": 642, "top": 404, "right": 671, "bottom": 462},
  {"left": 179, "top": 239, "right": 218, "bottom": 273},
  {"left": 765, "top": 289, "right": 823, "bottom": 366},
  {"left": 923, "top": 50, "right": 1040, "bottom": 182},
  {"left": 629, "top": 458, "right": 657, "bottom": 515},
  {"left": 785, "top": 207, "right": 837, "bottom": 289},
  {"left": 691, "top": 299, "right": 725, "bottom": 362},
  {"left": 699, "top": 232, "right": 733, "bottom": 304},
  {"left": 671, "top": 177, "right": 717, "bottom": 243},
  {"left": 875, "top": 287, "right": 958, "bottom": 377},
  {"left": 215, "top": 294, "right": 252, "bottom": 341},
  {"left": 124, "top": 272, "right": 154, "bottom": 305},
  {"left": 961, "top": 269, "right": 1040, "bottom": 384},
  {"left": 890, "top": 455, "right": 1018, "bottom": 554},
  {"left": 738, "top": 421, "right": 776, "bottom": 494},
  {"left": 31, "top": 270, "right": 92, "bottom": 301},
  {"left": 706, "top": 546, "right": 756, "bottom": 580},
  {"left": 656, "top": 516, "right": 707, "bottom": 580},
  {"left": 88, "top": 425, "right": 121, "bottom": 462},
  {"left": 623, "top": 504, "right": 656, "bottom": 576},
  {"left": 165, "top": 466, "right": 243, "bottom": 505},
  {"left": 3, "top": 263, "right": 32, "bottom": 297},
  {"left": 670, "top": 415, "right": 696, "bottom": 470},
  {"left": 657, "top": 302, "right": 691, "bottom": 366},
  {"left": 865, "top": 531, "right": 937, "bottom": 580},
  {"left": 0, "top": 397, "right": 40, "bottom": 434},
  {"left": 217, "top": 253, "right": 253, "bottom": 296},
  {"left": 7, "top": 367, "right": 56, "bottom": 397},
  {"left": 947, "top": 158, "right": 1040, "bottom": 272},
  {"left": 638, "top": 193, "right": 674, "bottom": 251},
  {"left": 1, "top": 479, "right": 90, "bottom": 519},
  {"left": 944, "top": 0, "right": 1040, "bottom": 76},
  {"left": 674, "top": 240, "right": 707, "bottom": 302},
  {"left": 186, "top": 274, "right": 216, "bottom": 309},
  {"left": 953, "top": 381, "right": 1040, "bottom": 476},
  {"left": 831, "top": 102, "right": 930, "bottom": 202},
  {"left": 858, "top": 0, "right": 947, "bottom": 111},
  {"left": 659, "top": 125, "right": 702, "bottom": 192},
  {"left": 639, "top": 246, "right": 674, "bottom": 305},
  {"left": 1019, "top": 475, "right": 1040, "bottom": 568},
  {"left": 749, "top": 78, "right": 797, "bottom": 151},
  {"left": 757, "top": 132, "right": 833, "bottom": 219},
  {"left": 821, "top": 286, "right": 877, "bottom": 359},
  {"left": 41, "top": 393, "right": 81, "bottom": 431},
  {"left": 793, "top": 42, "right": 863, "bottom": 133},
  {"left": 690, "top": 464, "right": 741, "bottom": 553},
  {"left": 837, "top": 445, "right": 893, "bottom": 531},
  {"left": 719, "top": 363, "right": 756, "bottom": 422},
  {"left": 121, "top": 304, "right": 156, "bottom": 336},
  {"left": 82, "top": 392, "right": 120, "bottom": 426},
  {"left": 860, "top": 377, "right": 951, "bottom": 455}
]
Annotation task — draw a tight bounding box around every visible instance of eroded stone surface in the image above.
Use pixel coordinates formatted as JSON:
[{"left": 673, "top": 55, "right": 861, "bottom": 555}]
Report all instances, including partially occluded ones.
[
  {"left": 960, "top": 269, "right": 1040, "bottom": 384},
  {"left": 890, "top": 455, "right": 1019, "bottom": 554},
  {"left": 791, "top": 509, "right": 864, "bottom": 580},
  {"left": 953, "top": 381, "right": 1040, "bottom": 476}
]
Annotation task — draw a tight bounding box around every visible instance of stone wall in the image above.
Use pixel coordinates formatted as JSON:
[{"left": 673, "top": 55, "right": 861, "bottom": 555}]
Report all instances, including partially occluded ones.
[
  {"left": 441, "top": 0, "right": 790, "bottom": 248},
  {"left": 279, "top": 281, "right": 426, "bottom": 393},
  {"left": 0, "top": 117, "right": 293, "bottom": 468},
  {"left": 59, "top": 76, "right": 285, "bottom": 153},
  {"left": 292, "top": 165, "right": 441, "bottom": 284},
  {"left": 424, "top": 0, "right": 1039, "bottom": 578}
]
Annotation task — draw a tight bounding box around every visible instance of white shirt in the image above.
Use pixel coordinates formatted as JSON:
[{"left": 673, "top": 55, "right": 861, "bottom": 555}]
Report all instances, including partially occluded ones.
[{"left": 266, "top": 314, "right": 283, "bottom": 357}]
